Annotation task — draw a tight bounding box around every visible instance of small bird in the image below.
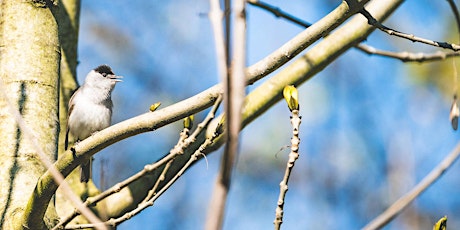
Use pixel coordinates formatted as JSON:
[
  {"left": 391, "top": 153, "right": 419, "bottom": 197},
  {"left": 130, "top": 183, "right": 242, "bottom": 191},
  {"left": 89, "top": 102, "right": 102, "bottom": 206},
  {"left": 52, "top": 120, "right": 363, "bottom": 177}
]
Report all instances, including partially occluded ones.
[{"left": 65, "top": 65, "right": 122, "bottom": 182}]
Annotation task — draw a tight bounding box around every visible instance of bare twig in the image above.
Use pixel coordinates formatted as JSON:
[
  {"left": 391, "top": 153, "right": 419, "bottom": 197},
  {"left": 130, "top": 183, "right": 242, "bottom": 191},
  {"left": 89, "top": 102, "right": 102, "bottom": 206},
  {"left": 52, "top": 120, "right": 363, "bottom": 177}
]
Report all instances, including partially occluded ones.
[
  {"left": 66, "top": 119, "right": 224, "bottom": 229},
  {"left": 362, "top": 141, "right": 460, "bottom": 230},
  {"left": 361, "top": 9, "right": 460, "bottom": 51},
  {"left": 53, "top": 151, "right": 179, "bottom": 229},
  {"left": 247, "top": 0, "right": 312, "bottom": 28},
  {"left": 355, "top": 44, "right": 460, "bottom": 62},
  {"left": 141, "top": 121, "right": 194, "bottom": 203},
  {"left": 274, "top": 102, "right": 301, "bottom": 229}
]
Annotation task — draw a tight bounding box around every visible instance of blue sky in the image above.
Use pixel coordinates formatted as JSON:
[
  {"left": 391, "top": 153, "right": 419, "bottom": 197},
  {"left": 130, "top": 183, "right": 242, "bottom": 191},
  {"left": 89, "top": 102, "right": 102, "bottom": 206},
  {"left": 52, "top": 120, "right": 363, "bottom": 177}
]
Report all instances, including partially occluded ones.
[{"left": 74, "top": 1, "right": 460, "bottom": 229}]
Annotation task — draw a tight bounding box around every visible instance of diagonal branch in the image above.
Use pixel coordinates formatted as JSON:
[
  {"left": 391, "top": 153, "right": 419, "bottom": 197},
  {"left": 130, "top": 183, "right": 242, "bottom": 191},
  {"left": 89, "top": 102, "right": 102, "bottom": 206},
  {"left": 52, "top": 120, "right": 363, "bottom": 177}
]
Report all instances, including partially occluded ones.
[
  {"left": 361, "top": 8, "right": 460, "bottom": 51},
  {"left": 362, "top": 141, "right": 460, "bottom": 230},
  {"left": 247, "top": 0, "right": 312, "bottom": 28}
]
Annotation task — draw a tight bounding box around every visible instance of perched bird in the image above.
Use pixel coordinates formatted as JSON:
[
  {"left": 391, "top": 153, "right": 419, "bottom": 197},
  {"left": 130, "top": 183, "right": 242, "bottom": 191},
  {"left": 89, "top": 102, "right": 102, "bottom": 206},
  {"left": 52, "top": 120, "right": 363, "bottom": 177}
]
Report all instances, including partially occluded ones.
[{"left": 65, "top": 65, "right": 122, "bottom": 182}]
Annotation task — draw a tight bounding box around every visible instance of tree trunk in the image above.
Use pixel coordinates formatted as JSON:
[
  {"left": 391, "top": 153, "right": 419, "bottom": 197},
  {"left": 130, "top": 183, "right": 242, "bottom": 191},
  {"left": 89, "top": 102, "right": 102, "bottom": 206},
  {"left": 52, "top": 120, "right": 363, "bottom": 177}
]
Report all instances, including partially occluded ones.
[{"left": 0, "top": 1, "right": 60, "bottom": 229}]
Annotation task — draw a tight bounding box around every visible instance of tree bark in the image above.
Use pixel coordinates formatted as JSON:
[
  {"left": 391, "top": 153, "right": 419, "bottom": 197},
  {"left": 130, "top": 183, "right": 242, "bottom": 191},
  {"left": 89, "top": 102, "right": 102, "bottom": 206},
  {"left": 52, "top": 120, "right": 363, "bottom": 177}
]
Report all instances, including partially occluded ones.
[{"left": 0, "top": 1, "right": 60, "bottom": 229}]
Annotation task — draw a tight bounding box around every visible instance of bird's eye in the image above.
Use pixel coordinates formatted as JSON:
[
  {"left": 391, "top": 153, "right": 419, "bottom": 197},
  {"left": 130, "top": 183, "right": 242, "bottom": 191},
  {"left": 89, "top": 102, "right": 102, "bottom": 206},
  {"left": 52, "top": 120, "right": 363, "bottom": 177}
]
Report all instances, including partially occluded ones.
[{"left": 101, "top": 73, "right": 107, "bottom": 77}]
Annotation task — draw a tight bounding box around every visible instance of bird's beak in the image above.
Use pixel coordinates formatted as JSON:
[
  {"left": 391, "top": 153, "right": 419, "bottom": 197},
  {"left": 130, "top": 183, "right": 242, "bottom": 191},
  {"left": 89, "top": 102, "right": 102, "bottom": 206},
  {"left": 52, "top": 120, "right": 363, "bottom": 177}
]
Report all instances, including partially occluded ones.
[{"left": 109, "top": 75, "right": 123, "bottom": 82}]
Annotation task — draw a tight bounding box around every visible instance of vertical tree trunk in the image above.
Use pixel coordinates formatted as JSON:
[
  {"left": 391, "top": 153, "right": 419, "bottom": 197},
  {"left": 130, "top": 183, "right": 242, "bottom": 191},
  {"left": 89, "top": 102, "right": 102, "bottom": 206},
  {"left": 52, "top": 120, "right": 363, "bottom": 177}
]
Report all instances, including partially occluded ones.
[{"left": 0, "top": 1, "right": 60, "bottom": 229}]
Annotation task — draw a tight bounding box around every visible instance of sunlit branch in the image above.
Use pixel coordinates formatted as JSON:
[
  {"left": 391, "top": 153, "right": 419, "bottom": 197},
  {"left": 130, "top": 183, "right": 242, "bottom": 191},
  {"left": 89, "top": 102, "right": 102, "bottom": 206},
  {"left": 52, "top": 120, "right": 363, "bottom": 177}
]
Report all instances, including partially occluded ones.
[{"left": 55, "top": 97, "right": 223, "bottom": 229}]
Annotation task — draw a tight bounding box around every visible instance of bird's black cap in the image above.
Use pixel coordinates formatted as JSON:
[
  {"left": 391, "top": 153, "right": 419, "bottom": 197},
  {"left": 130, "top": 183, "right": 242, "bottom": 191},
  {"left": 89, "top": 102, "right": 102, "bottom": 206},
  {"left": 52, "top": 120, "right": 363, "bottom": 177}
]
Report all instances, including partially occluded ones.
[{"left": 94, "top": 65, "right": 114, "bottom": 75}]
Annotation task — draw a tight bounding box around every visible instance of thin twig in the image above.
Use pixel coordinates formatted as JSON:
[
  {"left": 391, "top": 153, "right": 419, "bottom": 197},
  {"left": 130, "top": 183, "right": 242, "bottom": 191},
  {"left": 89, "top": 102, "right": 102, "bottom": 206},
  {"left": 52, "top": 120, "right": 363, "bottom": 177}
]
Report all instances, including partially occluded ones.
[
  {"left": 274, "top": 109, "right": 301, "bottom": 229},
  {"left": 66, "top": 120, "right": 224, "bottom": 229},
  {"left": 247, "top": 0, "right": 312, "bottom": 28},
  {"left": 53, "top": 152, "right": 181, "bottom": 229},
  {"left": 140, "top": 120, "right": 193, "bottom": 203},
  {"left": 142, "top": 157, "right": 176, "bottom": 204},
  {"left": 355, "top": 44, "right": 460, "bottom": 62},
  {"left": 361, "top": 8, "right": 460, "bottom": 51},
  {"left": 362, "top": 141, "right": 460, "bottom": 230}
]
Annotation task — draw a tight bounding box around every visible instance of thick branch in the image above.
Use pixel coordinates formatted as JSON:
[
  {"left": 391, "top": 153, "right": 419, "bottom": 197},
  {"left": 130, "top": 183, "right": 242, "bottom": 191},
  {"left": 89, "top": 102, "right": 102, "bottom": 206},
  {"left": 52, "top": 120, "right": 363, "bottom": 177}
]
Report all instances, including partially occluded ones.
[{"left": 246, "top": 0, "right": 371, "bottom": 83}]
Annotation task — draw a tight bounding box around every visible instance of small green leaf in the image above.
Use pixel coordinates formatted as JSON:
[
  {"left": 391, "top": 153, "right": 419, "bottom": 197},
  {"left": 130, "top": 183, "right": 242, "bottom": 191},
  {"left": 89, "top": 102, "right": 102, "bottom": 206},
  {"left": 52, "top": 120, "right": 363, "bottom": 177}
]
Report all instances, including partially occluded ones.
[
  {"left": 216, "top": 115, "right": 226, "bottom": 136},
  {"left": 183, "top": 115, "right": 194, "bottom": 129},
  {"left": 283, "top": 85, "right": 299, "bottom": 111},
  {"left": 433, "top": 216, "right": 447, "bottom": 230},
  {"left": 149, "top": 102, "right": 161, "bottom": 112}
]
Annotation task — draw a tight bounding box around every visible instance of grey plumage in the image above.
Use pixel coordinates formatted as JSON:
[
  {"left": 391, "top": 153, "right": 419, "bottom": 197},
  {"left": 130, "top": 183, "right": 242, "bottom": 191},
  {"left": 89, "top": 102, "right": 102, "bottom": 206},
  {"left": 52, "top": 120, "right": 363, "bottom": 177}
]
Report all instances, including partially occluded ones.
[{"left": 65, "top": 65, "right": 122, "bottom": 182}]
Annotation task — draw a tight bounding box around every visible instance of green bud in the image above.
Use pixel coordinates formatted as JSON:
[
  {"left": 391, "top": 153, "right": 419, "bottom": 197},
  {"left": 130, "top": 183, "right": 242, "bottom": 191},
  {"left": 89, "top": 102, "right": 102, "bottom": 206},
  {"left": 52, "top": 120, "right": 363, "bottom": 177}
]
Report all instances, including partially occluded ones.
[
  {"left": 283, "top": 85, "right": 299, "bottom": 111},
  {"left": 433, "top": 216, "right": 447, "bottom": 230},
  {"left": 149, "top": 102, "right": 161, "bottom": 112},
  {"left": 183, "top": 115, "right": 194, "bottom": 129}
]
